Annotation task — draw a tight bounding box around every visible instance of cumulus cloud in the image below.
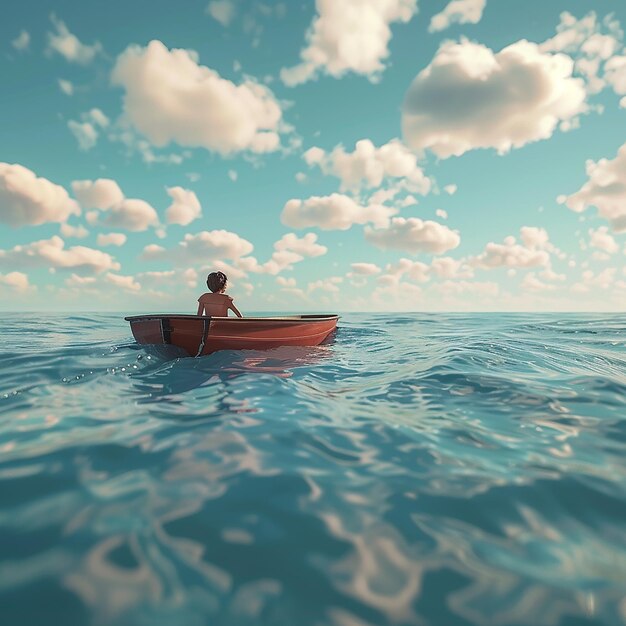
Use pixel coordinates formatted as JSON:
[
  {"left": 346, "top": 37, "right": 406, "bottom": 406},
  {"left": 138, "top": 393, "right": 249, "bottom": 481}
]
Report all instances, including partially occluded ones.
[
  {"left": 473, "top": 231, "right": 551, "bottom": 269},
  {"left": 589, "top": 226, "right": 619, "bottom": 254},
  {"left": 281, "top": 0, "right": 418, "bottom": 86},
  {"left": 303, "top": 139, "right": 430, "bottom": 194},
  {"left": 559, "top": 142, "right": 626, "bottom": 232},
  {"left": 0, "top": 271, "right": 30, "bottom": 292},
  {"left": 102, "top": 199, "right": 159, "bottom": 231},
  {"left": 71, "top": 178, "right": 159, "bottom": 232},
  {"left": 274, "top": 232, "right": 327, "bottom": 258},
  {"left": 12, "top": 31, "right": 30, "bottom": 52},
  {"left": 604, "top": 55, "right": 626, "bottom": 105},
  {"left": 207, "top": 0, "right": 236, "bottom": 26},
  {"left": 540, "top": 12, "right": 623, "bottom": 96},
  {"left": 429, "top": 0, "right": 486, "bottom": 33},
  {"left": 72, "top": 179, "right": 124, "bottom": 209},
  {"left": 97, "top": 233, "right": 127, "bottom": 247},
  {"left": 365, "top": 217, "right": 460, "bottom": 255},
  {"left": 165, "top": 187, "right": 202, "bottom": 225},
  {"left": 60, "top": 223, "right": 88, "bottom": 238},
  {"left": 435, "top": 209, "right": 448, "bottom": 220},
  {"left": 67, "top": 109, "right": 110, "bottom": 151},
  {"left": 47, "top": 15, "right": 102, "bottom": 64},
  {"left": 0, "top": 236, "right": 119, "bottom": 275},
  {"left": 444, "top": 184, "right": 457, "bottom": 195},
  {"left": 402, "top": 39, "right": 587, "bottom": 157},
  {"left": 282, "top": 193, "right": 396, "bottom": 231},
  {"left": 138, "top": 268, "right": 198, "bottom": 289},
  {"left": 237, "top": 232, "right": 328, "bottom": 276},
  {"left": 104, "top": 273, "right": 141, "bottom": 292},
  {"left": 111, "top": 40, "right": 284, "bottom": 155},
  {"left": 0, "top": 163, "right": 80, "bottom": 227},
  {"left": 142, "top": 230, "right": 253, "bottom": 265},
  {"left": 350, "top": 262, "right": 381, "bottom": 275}
]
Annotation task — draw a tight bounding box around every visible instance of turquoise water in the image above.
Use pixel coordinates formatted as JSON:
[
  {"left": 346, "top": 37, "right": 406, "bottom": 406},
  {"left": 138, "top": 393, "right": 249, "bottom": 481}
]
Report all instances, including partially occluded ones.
[{"left": 1, "top": 313, "right": 625, "bottom": 626}]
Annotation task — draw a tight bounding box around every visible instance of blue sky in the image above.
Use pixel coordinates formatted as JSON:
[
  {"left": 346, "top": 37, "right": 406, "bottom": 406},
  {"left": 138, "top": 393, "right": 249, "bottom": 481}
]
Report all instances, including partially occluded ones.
[{"left": 1, "top": 0, "right": 625, "bottom": 312}]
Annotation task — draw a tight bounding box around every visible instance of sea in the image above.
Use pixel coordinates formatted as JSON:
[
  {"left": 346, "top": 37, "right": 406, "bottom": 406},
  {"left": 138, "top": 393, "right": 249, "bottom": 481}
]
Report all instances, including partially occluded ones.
[{"left": 0, "top": 313, "right": 625, "bottom": 626}]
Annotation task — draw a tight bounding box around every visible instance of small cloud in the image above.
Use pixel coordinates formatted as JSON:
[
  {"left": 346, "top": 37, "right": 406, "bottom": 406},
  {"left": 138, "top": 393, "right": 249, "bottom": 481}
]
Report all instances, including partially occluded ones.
[
  {"left": 47, "top": 15, "right": 102, "bottom": 65},
  {"left": 228, "top": 169, "right": 238, "bottom": 182},
  {"left": 12, "top": 30, "right": 30, "bottom": 52},
  {"left": 206, "top": 0, "right": 236, "bottom": 27},
  {"left": 58, "top": 79, "right": 74, "bottom": 95}
]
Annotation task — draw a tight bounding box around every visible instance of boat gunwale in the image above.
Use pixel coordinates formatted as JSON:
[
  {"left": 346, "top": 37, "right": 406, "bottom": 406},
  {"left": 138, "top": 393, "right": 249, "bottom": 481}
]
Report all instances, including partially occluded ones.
[{"left": 125, "top": 314, "right": 340, "bottom": 323}]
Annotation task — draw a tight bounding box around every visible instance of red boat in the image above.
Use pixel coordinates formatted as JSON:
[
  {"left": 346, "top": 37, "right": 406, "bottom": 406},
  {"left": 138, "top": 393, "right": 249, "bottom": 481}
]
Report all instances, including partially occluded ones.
[{"left": 125, "top": 314, "right": 339, "bottom": 357}]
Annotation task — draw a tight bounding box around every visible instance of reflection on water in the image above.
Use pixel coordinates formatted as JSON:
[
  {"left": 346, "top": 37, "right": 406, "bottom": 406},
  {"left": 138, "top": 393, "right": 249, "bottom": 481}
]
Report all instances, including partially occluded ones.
[{"left": 0, "top": 313, "right": 625, "bottom": 626}]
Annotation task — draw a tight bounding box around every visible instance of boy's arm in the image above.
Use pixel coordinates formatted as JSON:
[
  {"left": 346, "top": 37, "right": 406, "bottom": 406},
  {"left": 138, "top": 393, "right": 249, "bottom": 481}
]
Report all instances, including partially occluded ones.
[
  {"left": 196, "top": 301, "right": 203, "bottom": 316},
  {"left": 229, "top": 301, "right": 243, "bottom": 318}
]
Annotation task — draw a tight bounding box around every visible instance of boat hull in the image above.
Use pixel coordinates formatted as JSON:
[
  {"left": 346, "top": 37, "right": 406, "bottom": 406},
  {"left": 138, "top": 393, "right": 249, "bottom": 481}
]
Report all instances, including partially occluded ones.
[{"left": 124, "top": 314, "right": 339, "bottom": 357}]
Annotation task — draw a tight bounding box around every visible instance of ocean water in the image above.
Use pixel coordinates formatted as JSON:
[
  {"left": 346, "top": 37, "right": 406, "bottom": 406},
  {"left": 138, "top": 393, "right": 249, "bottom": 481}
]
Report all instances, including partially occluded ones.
[{"left": 0, "top": 313, "right": 625, "bottom": 626}]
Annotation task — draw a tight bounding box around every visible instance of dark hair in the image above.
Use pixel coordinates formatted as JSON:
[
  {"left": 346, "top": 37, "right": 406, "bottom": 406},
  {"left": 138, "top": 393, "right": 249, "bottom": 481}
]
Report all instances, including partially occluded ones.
[{"left": 207, "top": 271, "right": 227, "bottom": 293}]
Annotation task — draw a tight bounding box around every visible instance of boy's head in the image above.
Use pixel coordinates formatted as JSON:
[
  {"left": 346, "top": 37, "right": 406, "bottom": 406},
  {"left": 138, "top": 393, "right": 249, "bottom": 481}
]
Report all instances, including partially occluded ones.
[{"left": 207, "top": 271, "right": 227, "bottom": 293}]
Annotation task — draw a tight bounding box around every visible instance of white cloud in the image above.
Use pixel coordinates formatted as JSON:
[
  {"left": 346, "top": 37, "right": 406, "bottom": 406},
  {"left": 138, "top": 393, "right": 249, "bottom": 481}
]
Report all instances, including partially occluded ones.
[
  {"left": 282, "top": 193, "right": 396, "bottom": 230},
  {"left": 105, "top": 273, "right": 141, "bottom": 292},
  {"left": 72, "top": 178, "right": 158, "bottom": 232},
  {"left": 429, "top": 0, "right": 486, "bottom": 33},
  {"left": 228, "top": 169, "right": 238, "bottom": 182},
  {"left": 276, "top": 276, "right": 297, "bottom": 288},
  {"left": 430, "top": 256, "right": 473, "bottom": 279},
  {"left": 65, "top": 274, "right": 96, "bottom": 288},
  {"left": 473, "top": 232, "right": 551, "bottom": 269},
  {"left": 520, "top": 226, "right": 550, "bottom": 250},
  {"left": 559, "top": 142, "right": 626, "bottom": 232},
  {"left": 67, "top": 109, "right": 109, "bottom": 151},
  {"left": 589, "top": 226, "right": 619, "bottom": 254},
  {"left": 72, "top": 179, "right": 124, "bottom": 210},
  {"left": 308, "top": 276, "right": 343, "bottom": 293},
  {"left": 238, "top": 232, "right": 328, "bottom": 276},
  {"left": 443, "top": 184, "right": 457, "bottom": 195},
  {"left": 0, "top": 163, "right": 80, "bottom": 227},
  {"left": 302, "top": 139, "right": 430, "bottom": 194},
  {"left": 435, "top": 209, "right": 448, "bottom": 220},
  {"left": 402, "top": 39, "right": 587, "bottom": 158},
  {"left": 0, "top": 236, "right": 119, "bottom": 275},
  {"left": 0, "top": 271, "right": 30, "bottom": 292},
  {"left": 111, "top": 40, "right": 284, "bottom": 155},
  {"left": 58, "top": 79, "right": 74, "bottom": 95},
  {"left": 97, "top": 233, "right": 127, "bottom": 247},
  {"left": 604, "top": 55, "right": 626, "bottom": 101},
  {"left": 274, "top": 232, "right": 327, "bottom": 258},
  {"left": 521, "top": 272, "right": 555, "bottom": 292},
  {"left": 138, "top": 268, "right": 198, "bottom": 289},
  {"left": 382, "top": 258, "right": 430, "bottom": 283},
  {"left": 350, "top": 262, "right": 381, "bottom": 275},
  {"left": 47, "top": 15, "right": 102, "bottom": 64},
  {"left": 206, "top": 0, "right": 236, "bottom": 26},
  {"left": 365, "top": 217, "right": 460, "bottom": 255},
  {"left": 165, "top": 186, "right": 202, "bottom": 225},
  {"left": 60, "top": 223, "right": 88, "bottom": 239},
  {"left": 102, "top": 199, "right": 159, "bottom": 231},
  {"left": 540, "top": 12, "right": 623, "bottom": 96},
  {"left": 142, "top": 230, "right": 253, "bottom": 265},
  {"left": 12, "top": 30, "right": 30, "bottom": 52},
  {"left": 281, "top": 0, "right": 418, "bottom": 86},
  {"left": 68, "top": 121, "right": 99, "bottom": 150}
]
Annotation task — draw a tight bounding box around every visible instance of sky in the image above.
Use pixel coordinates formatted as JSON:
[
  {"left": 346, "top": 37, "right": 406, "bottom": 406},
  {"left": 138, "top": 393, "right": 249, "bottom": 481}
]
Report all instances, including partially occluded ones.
[{"left": 1, "top": 0, "right": 625, "bottom": 313}]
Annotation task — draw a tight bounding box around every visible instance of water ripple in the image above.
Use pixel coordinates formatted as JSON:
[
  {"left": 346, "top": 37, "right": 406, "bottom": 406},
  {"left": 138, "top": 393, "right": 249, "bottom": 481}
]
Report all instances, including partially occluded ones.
[{"left": 0, "top": 312, "right": 625, "bottom": 625}]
